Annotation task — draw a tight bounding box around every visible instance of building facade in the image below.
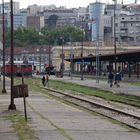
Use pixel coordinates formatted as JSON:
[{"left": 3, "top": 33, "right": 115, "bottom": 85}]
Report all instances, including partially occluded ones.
[{"left": 27, "top": 16, "right": 44, "bottom": 31}]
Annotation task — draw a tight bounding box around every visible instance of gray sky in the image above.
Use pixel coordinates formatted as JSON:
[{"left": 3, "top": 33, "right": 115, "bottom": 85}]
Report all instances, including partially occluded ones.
[{"left": 3, "top": 0, "right": 139, "bottom": 8}]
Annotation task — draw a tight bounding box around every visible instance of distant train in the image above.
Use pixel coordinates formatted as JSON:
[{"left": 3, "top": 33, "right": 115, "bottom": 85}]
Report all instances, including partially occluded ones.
[{"left": 1, "top": 63, "right": 32, "bottom": 76}]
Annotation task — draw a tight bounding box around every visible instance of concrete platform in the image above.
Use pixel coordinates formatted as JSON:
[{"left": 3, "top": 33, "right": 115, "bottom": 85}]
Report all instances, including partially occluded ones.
[
  {"left": 15, "top": 91, "right": 140, "bottom": 140},
  {"left": 0, "top": 76, "right": 140, "bottom": 140}
]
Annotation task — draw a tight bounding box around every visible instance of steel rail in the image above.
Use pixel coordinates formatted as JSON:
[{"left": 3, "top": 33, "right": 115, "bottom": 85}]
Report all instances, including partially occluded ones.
[{"left": 43, "top": 87, "right": 140, "bottom": 130}]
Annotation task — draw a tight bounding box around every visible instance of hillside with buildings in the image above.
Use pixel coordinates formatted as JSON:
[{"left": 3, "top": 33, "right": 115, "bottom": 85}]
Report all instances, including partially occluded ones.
[{"left": 0, "top": 1, "right": 139, "bottom": 72}]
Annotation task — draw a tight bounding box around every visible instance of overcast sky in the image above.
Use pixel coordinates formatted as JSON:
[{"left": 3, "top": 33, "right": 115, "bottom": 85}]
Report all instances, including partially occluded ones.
[{"left": 2, "top": 0, "right": 139, "bottom": 8}]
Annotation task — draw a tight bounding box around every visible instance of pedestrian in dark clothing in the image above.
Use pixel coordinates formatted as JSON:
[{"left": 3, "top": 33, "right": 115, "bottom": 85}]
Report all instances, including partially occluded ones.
[
  {"left": 108, "top": 71, "right": 114, "bottom": 87},
  {"left": 45, "top": 74, "right": 49, "bottom": 87},
  {"left": 42, "top": 75, "right": 46, "bottom": 86},
  {"left": 115, "top": 72, "right": 122, "bottom": 87}
]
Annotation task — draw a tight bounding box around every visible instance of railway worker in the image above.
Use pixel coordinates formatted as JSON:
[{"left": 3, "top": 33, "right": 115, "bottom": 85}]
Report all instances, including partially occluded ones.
[
  {"left": 108, "top": 71, "right": 114, "bottom": 87},
  {"left": 42, "top": 75, "right": 46, "bottom": 86}
]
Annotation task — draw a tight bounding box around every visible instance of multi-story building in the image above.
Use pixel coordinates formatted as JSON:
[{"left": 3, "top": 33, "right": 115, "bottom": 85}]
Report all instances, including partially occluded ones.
[
  {"left": 7, "top": 12, "right": 27, "bottom": 29},
  {"left": 0, "top": 1, "right": 20, "bottom": 14},
  {"left": 44, "top": 8, "right": 77, "bottom": 26},
  {"left": 27, "top": 16, "right": 44, "bottom": 31},
  {"left": 116, "top": 5, "right": 140, "bottom": 46},
  {"left": 88, "top": 2, "right": 140, "bottom": 46},
  {"left": 88, "top": 2, "right": 106, "bottom": 42}
]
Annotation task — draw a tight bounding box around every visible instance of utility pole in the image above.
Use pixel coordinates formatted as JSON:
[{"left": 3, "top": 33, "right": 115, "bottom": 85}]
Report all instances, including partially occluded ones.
[
  {"left": 48, "top": 45, "right": 51, "bottom": 76},
  {"left": 8, "top": 0, "right": 16, "bottom": 110},
  {"left": 2, "top": 0, "right": 7, "bottom": 93},
  {"left": 96, "top": 39, "right": 100, "bottom": 83},
  {"left": 60, "top": 37, "right": 64, "bottom": 78},
  {"left": 39, "top": 48, "right": 41, "bottom": 73},
  {"left": 113, "top": 0, "right": 117, "bottom": 74},
  {"left": 70, "top": 37, "right": 73, "bottom": 80},
  {"left": 81, "top": 17, "right": 84, "bottom": 80}
]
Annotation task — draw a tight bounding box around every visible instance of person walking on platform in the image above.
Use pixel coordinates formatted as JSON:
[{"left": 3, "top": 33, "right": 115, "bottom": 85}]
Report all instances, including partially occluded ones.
[
  {"left": 108, "top": 71, "right": 114, "bottom": 87},
  {"left": 45, "top": 74, "right": 49, "bottom": 87},
  {"left": 115, "top": 72, "right": 122, "bottom": 87},
  {"left": 42, "top": 75, "right": 46, "bottom": 86}
]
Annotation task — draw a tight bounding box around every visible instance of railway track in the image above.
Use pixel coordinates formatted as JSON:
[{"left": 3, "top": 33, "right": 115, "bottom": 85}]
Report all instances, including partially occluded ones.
[{"left": 44, "top": 87, "right": 140, "bottom": 131}]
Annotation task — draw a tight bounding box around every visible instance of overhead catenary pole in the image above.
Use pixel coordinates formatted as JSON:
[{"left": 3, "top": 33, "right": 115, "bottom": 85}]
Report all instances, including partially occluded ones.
[
  {"left": 81, "top": 17, "right": 84, "bottom": 80},
  {"left": 2, "top": 0, "right": 7, "bottom": 93},
  {"left": 39, "top": 47, "right": 41, "bottom": 73},
  {"left": 8, "top": 0, "right": 16, "bottom": 110},
  {"left": 61, "top": 38, "right": 64, "bottom": 78},
  {"left": 113, "top": 0, "right": 117, "bottom": 73},
  {"left": 70, "top": 37, "right": 73, "bottom": 80},
  {"left": 48, "top": 44, "right": 51, "bottom": 76}
]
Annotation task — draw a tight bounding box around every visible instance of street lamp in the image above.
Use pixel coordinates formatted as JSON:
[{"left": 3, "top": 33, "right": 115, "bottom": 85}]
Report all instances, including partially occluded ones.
[
  {"left": 1, "top": 0, "right": 7, "bottom": 93},
  {"left": 8, "top": 0, "right": 16, "bottom": 110}
]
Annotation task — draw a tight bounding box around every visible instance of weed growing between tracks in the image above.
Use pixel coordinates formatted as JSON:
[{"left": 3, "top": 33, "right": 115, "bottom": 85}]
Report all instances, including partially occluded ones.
[
  {"left": 3, "top": 111, "right": 37, "bottom": 140},
  {"left": 48, "top": 80, "right": 140, "bottom": 107},
  {"left": 15, "top": 77, "right": 140, "bottom": 107}
]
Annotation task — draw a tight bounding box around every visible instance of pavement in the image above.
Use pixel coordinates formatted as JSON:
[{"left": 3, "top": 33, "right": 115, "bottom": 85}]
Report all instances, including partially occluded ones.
[{"left": 0, "top": 76, "right": 140, "bottom": 140}]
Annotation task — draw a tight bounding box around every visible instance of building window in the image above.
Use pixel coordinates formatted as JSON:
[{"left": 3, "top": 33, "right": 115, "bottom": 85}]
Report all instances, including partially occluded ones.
[{"left": 115, "top": 23, "right": 118, "bottom": 27}]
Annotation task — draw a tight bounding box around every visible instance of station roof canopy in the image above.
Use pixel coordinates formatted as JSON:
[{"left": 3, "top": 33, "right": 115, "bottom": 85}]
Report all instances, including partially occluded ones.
[{"left": 65, "top": 50, "right": 140, "bottom": 63}]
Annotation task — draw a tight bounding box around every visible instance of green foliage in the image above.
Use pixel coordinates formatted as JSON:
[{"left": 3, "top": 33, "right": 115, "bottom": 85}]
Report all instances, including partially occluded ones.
[
  {"left": 5, "top": 112, "right": 36, "bottom": 140},
  {"left": 5, "top": 27, "right": 40, "bottom": 47},
  {"left": 5, "top": 24, "right": 84, "bottom": 47},
  {"left": 41, "top": 24, "right": 83, "bottom": 45}
]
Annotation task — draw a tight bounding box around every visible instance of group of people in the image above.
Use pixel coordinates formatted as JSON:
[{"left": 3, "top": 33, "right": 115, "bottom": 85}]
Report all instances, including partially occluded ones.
[
  {"left": 108, "top": 71, "right": 122, "bottom": 87},
  {"left": 42, "top": 74, "right": 49, "bottom": 87}
]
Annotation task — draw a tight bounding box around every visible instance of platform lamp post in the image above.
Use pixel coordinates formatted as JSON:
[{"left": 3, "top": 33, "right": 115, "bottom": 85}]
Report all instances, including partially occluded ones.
[
  {"left": 2, "top": 0, "right": 7, "bottom": 93},
  {"left": 8, "top": 0, "right": 16, "bottom": 110},
  {"left": 81, "top": 16, "right": 84, "bottom": 80},
  {"left": 113, "top": 0, "right": 117, "bottom": 73}
]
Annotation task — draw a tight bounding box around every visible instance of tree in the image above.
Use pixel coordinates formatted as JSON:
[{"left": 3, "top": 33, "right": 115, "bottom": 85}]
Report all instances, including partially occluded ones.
[
  {"left": 41, "top": 24, "right": 83, "bottom": 45},
  {"left": 5, "top": 24, "right": 84, "bottom": 47},
  {"left": 5, "top": 27, "right": 40, "bottom": 47}
]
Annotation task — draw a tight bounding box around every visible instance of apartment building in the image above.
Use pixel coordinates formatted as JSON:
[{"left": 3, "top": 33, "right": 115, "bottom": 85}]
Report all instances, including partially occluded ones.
[
  {"left": 105, "top": 4, "right": 140, "bottom": 46},
  {"left": 116, "top": 7, "right": 140, "bottom": 45}
]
